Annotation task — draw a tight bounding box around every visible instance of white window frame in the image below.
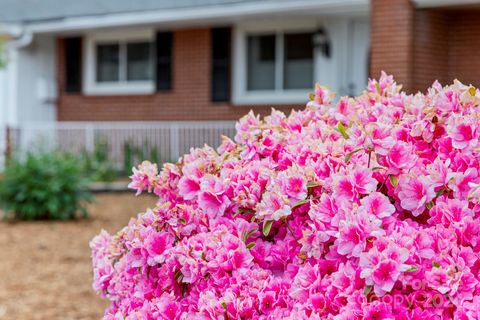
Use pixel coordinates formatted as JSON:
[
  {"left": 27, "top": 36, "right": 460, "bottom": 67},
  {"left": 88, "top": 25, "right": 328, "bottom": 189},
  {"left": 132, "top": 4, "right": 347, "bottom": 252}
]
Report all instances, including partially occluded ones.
[
  {"left": 232, "top": 20, "right": 317, "bottom": 105},
  {"left": 83, "top": 28, "right": 155, "bottom": 95}
]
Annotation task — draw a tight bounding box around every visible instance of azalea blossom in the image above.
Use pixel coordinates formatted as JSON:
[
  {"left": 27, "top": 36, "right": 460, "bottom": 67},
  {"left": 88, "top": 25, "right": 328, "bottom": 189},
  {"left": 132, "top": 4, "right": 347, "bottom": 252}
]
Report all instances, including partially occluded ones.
[{"left": 92, "top": 73, "right": 480, "bottom": 319}]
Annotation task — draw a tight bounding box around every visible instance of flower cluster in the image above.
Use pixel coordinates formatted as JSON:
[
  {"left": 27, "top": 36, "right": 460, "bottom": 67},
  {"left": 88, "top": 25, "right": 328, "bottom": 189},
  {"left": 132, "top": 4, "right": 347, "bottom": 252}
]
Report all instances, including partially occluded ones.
[{"left": 92, "top": 73, "right": 480, "bottom": 319}]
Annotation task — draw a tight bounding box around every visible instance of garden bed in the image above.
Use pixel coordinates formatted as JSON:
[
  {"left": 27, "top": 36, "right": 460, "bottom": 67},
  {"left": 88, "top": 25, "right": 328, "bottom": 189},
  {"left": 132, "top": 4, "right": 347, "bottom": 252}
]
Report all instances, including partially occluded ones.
[{"left": 0, "top": 193, "right": 156, "bottom": 320}]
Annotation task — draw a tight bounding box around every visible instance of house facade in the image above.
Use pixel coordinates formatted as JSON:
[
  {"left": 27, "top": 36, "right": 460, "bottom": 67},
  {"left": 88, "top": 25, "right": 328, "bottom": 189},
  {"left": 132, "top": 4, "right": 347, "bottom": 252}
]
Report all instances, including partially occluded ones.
[
  {"left": 0, "top": 0, "right": 479, "bottom": 146},
  {"left": 0, "top": 0, "right": 371, "bottom": 127}
]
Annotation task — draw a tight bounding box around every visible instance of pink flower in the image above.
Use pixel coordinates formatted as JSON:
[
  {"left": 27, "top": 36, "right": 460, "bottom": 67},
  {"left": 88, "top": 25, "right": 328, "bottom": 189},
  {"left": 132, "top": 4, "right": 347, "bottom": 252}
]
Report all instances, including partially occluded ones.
[
  {"left": 144, "top": 231, "right": 173, "bottom": 265},
  {"left": 360, "top": 192, "right": 395, "bottom": 218},
  {"left": 92, "top": 74, "right": 480, "bottom": 319},
  {"left": 334, "top": 167, "right": 377, "bottom": 203},
  {"left": 428, "top": 198, "right": 472, "bottom": 226},
  {"left": 360, "top": 244, "right": 410, "bottom": 296},
  {"left": 383, "top": 141, "right": 418, "bottom": 175},
  {"left": 178, "top": 176, "right": 201, "bottom": 200},
  {"left": 365, "top": 124, "right": 396, "bottom": 155},
  {"left": 278, "top": 172, "right": 307, "bottom": 203},
  {"left": 336, "top": 209, "right": 384, "bottom": 257},
  {"left": 128, "top": 161, "right": 159, "bottom": 195},
  {"left": 256, "top": 188, "right": 292, "bottom": 221},
  {"left": 447, "top": 116, "right": 478, "bottom": 149},
  {"left": 367, "top": 71, "right": 395, "bottom": 95},
  {"left": 397, "top": 175, "right": 435, "bottom": 216},
  {"left": 198, "top": 174, "right": 231, "bottom": 219}
]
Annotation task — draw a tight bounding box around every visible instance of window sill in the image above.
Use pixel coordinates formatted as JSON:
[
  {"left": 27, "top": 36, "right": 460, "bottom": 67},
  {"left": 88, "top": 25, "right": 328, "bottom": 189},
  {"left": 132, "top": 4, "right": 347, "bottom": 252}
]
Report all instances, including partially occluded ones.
[
  {"left": 83, "top": 81, "right": 155, "bottom": 96},
  {"left": 232, "top": 90, "right": 309, "bottom": 105}
]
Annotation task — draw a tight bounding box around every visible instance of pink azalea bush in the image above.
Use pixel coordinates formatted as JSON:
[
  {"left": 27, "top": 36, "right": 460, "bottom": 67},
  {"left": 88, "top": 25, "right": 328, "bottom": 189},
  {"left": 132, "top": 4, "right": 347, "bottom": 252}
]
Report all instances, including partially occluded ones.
[{"left": 91, "top": 73, "right": 480, "bottom": 319}]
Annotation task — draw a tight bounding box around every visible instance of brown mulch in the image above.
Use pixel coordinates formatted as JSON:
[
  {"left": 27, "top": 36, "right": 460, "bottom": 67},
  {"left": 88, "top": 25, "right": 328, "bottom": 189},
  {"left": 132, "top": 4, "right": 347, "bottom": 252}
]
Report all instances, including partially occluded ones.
[{"left": 0, "top": 193, "right": 157, "bottom": 320}]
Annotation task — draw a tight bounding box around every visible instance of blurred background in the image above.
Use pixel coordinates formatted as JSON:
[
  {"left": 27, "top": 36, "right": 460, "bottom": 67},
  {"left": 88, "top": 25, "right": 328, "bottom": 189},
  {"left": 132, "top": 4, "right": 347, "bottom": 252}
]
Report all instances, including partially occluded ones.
[{"left": 0, "top": 0, "right": 479, "bottom": 319}]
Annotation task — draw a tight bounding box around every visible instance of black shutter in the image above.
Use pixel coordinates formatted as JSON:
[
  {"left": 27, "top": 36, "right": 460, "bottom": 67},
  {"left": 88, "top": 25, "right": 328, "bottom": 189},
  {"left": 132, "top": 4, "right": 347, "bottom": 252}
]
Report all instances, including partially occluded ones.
[
  {"left": 64, "top": 37, "right": 82, "bottom": 93},
  {"left": 211, "top": 27, "right": 231, "bottom": 102},
  {"left": 156, "top": 32, "right": 173, "bottom": 91}
]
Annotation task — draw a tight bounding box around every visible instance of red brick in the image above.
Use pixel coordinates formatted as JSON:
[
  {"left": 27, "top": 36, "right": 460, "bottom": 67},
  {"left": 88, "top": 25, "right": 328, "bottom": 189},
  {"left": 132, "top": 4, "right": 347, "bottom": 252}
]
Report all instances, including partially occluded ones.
[{"left": 57, "top": 28, "right": 300, "bottom": 121}]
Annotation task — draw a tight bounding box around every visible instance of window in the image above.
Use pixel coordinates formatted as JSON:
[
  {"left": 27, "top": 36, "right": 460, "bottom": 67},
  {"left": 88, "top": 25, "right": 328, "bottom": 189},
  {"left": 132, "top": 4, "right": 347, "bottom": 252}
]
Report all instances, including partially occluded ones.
[
  {"left": 95, "top": 42, "right": 152, "bottom": 83},
  {"left": 127, "top": 42, "right": 153, "bottom": 81},
  {"left": 96, "top": 44, "right": 120, "bottom": 82},
  {"left": 246, "top": 32, "right": 313, "bottom": 92},
  {"left": 283, "top": 33, "right": 313, "bottom": 89},
  {"left": 247, "top": 35, "right": 275, "bottom": 91},
  {"left": 84, "top": 29, "right": 155, "bottom": 95},
  {"left": 233, "top": 23, "right": 316, "bottom": 105}
]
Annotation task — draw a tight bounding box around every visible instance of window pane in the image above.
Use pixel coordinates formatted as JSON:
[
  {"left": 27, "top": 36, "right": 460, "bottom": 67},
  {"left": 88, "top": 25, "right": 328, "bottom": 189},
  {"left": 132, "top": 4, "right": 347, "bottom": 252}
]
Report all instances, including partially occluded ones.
[
  {"left": 127, "top": 42, "right": 152, "bottom": 81},
  {"left": 96, "top": 44, "right": 119, "bottom": 82},
  {"left": 284, "top": 32, "right": 313, "bottom": 89},
  {"left": 247, "top": 35, "right": 275, "bottom": 91}
]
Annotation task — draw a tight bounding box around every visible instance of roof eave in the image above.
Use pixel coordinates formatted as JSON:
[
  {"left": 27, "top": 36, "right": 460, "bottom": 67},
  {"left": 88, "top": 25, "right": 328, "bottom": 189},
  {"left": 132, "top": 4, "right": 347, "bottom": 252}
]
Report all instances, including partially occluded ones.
[{"left": 20, "top": 0, "right": 369, "bottom": 34}]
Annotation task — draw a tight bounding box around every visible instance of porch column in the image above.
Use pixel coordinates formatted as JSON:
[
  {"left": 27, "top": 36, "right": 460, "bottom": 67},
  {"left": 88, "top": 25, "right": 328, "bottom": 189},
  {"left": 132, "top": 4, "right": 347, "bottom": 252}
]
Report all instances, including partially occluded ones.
[{"left": 370, "top": 0, "right": 415, "bottom": 92}]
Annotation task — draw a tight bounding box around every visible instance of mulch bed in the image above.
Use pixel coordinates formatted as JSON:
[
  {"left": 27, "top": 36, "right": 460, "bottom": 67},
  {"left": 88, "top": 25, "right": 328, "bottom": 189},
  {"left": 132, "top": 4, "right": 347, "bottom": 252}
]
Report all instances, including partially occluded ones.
[{"left": 0, "top": 193, "right": 156, "bottom": 320}]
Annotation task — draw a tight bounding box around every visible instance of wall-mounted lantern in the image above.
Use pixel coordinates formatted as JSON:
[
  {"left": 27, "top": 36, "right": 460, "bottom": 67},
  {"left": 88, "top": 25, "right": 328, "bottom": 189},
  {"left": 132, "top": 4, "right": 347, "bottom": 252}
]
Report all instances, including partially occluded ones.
[{"left": 313, "top": 28, "right": 330, "bottom": 58}]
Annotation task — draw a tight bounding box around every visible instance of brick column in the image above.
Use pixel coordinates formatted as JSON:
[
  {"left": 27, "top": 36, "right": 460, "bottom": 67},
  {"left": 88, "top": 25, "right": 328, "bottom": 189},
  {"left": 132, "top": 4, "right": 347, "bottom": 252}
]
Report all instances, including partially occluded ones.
[{"left": 370, "top": 0, "right": 415, "bottom": 92}]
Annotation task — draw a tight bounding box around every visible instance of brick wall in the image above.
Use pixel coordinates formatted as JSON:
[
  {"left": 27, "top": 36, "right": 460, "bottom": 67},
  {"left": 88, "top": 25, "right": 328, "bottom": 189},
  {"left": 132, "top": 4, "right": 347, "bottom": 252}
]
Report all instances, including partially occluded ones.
[
  {"left": 57, "top": 28, "right": 300, "bottom": 121},
  {"left": 370, "top": 0, "right": 415, "bottom": 92},
  {"left": 448, "top": 11, "right": 480, "bottom": 87},
  {"left": 412, "top": 9, "right": 450, "bottom": 91},
  {"left": 371, "top": 0, "right": 480, "bottom": 92}
]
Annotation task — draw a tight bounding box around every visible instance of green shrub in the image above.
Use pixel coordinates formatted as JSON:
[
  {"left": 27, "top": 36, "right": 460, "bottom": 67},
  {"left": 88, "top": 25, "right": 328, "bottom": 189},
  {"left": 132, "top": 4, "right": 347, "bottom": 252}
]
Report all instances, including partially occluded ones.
[
  {"left": 0, "top": 151, "right": 93, "bottom": 220},
  {"left": 123, "top": 140, "right": 161, "bottom": 175},
  {"left": 81, "top": 137, "right": 118, "bottom": 182}
]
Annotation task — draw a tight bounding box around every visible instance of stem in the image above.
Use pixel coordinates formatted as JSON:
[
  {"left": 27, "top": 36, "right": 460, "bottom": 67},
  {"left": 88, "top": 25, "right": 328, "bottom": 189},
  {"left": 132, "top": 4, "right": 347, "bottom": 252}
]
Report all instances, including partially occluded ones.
[
  {"left": 285, "top": 219, "right": 300, "bottom": 245},
  {"left": 367, "top": 150, "right": 372, "bottom": 168}
]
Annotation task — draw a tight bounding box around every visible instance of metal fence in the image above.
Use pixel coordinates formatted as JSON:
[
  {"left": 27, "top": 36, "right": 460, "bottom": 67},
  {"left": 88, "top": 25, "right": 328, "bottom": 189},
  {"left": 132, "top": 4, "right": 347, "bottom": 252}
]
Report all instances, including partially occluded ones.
[{"left": 4, "top": 121, "right": 237, "bottom": 169}]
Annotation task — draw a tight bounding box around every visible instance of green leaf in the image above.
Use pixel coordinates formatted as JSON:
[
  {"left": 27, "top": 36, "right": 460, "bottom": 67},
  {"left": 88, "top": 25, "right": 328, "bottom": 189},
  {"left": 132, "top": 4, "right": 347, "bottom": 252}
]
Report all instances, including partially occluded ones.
[
  {"left": 345, "top": 148, "right": 363, "bottom": 163},
  {"left": 372, "top": 166, "right": 386, "bottom": 171},
  {"left": 246, "top": 242, "right": 256, "bottom": 250},
  {"left": 364, "top": 285, "right": 373, "bottom": 296},
  {"left": 405, "top": 265, "right": 418, "bottom": 272},
  {"left": 179, "top": 218, "right": 186, "bottom": 225},
  {"left": 432, "top": 261, "right": 440, "bottom": 268},
  {"left": 307, "top": 181, "right": 320, "bottom": 188},
  {"left": 337, "top": 122, "right": 350, "bottom": 139},
  {"left": 389, "top": 175, "right": 398, "bottom": 188},
  {"left": 436, "top": 188, "right": 446, "bottom": 197},
  {"left": 242, "top": 228, "right": 258, "bottom": 242},
  {"left": 263, "top": 220, "right": 274, "bottom": 237},
  {"left": 292, "top": 199, "right": 309, "bottom": 209},
  {"left": 174, "top": 269, "right": 183, "bottom": 281},
  {"left": 426, "top": 201, "right": 434, "bottom": 210}
]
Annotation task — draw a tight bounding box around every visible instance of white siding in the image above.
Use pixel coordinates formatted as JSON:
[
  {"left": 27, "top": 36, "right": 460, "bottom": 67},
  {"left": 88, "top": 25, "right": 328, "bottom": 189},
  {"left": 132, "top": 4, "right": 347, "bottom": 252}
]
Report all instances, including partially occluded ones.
[{"left": 16, "top": 34, "right": 57, "bottom": 124}]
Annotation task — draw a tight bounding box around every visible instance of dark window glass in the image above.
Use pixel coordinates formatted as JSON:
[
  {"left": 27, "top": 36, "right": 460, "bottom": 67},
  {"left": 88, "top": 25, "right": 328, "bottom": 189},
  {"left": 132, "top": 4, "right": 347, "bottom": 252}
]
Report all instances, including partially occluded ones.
[
  {"left": 127, "top": 42, "right": 152, "bottom": 81},
  {"left": 96, "top": 44, "right": 119, "bottom": 82},
  {"left": 284, "top": 32, "right": 314, "bottom": 89},
  {"left": 247, "top": 35, "right": 275, "bottom": 90}
]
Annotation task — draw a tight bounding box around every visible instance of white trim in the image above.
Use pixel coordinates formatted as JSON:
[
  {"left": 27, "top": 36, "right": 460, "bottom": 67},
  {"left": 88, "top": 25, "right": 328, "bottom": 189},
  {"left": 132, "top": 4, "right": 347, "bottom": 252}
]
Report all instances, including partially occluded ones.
[
  {"left": 21, "top": 0, "right": 369, "bottom": 34},
  {"left": 83, "top": 28, "right": 155, "bottom": 96},
  {"left": 232, "top": 20, "right": 317, "bottom": 106},
  {"left": 413, "top": 0, "right": 480, "bottom": 7}
]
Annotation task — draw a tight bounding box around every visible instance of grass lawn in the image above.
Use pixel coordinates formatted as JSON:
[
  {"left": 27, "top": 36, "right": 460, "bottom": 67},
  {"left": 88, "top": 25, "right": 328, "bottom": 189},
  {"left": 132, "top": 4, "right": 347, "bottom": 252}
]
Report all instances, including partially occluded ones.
[{"left": 0, "top": 193, "right": 156, "bottom": 320}]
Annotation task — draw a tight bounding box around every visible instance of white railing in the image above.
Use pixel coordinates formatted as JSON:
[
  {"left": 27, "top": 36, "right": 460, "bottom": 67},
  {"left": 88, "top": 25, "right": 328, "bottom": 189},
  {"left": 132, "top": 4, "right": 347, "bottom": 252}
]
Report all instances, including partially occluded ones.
[{"left": 6, "top": 121, "right": 237, "bottom": 169}]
